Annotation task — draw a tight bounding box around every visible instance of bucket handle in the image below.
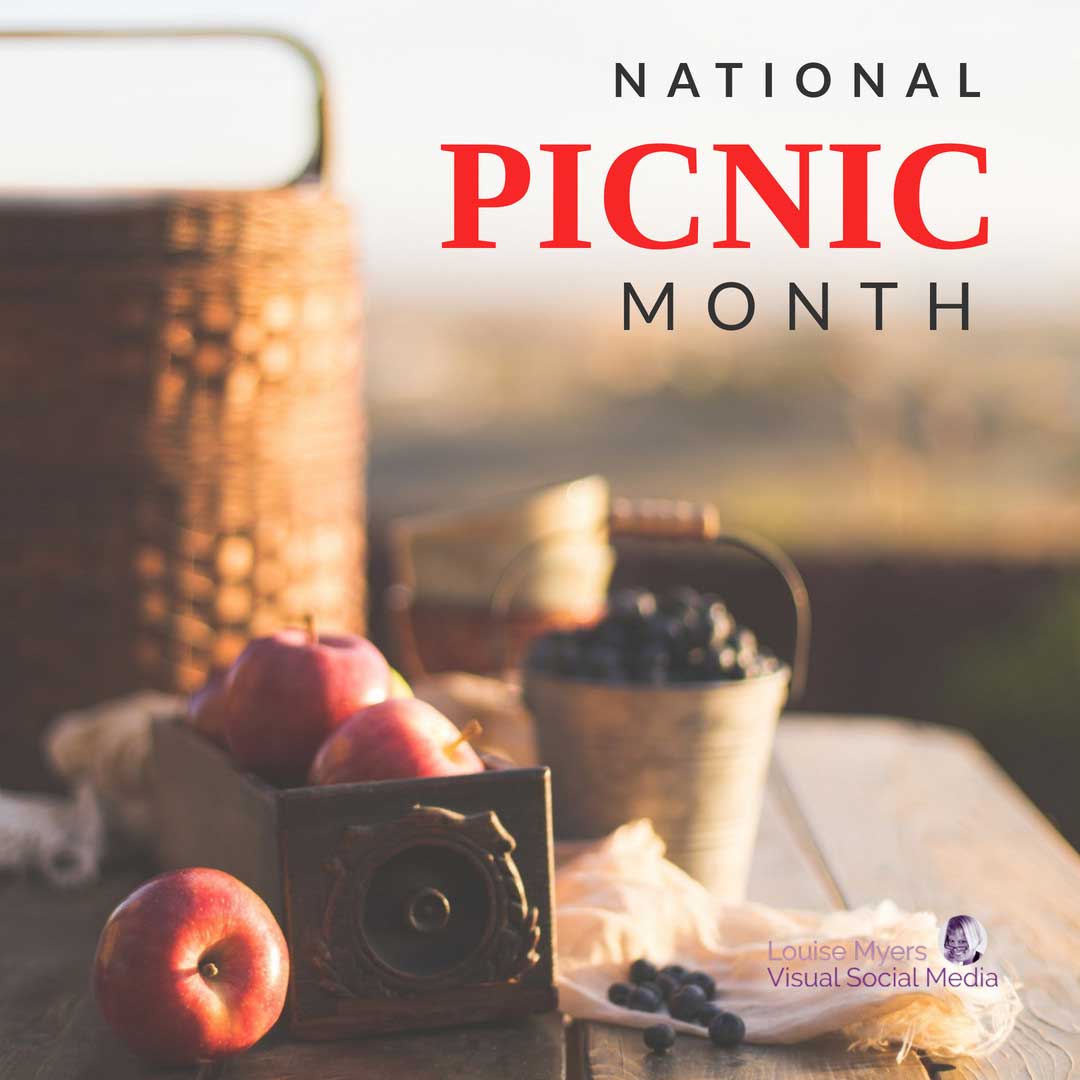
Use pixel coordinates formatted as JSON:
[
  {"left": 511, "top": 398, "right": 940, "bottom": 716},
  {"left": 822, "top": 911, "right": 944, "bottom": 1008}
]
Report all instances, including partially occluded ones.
[
  {"left": 0, "top": 28, "right": 330, "bottom": 185},
  {"left": 488, "top": 497, "right": 811, "bottom": 702}
]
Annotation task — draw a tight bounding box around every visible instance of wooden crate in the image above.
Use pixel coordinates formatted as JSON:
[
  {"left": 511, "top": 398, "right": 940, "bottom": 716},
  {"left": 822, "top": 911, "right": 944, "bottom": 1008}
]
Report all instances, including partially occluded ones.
[{"left": 152, "top": 721, "right": 558, "bottom": 1038}]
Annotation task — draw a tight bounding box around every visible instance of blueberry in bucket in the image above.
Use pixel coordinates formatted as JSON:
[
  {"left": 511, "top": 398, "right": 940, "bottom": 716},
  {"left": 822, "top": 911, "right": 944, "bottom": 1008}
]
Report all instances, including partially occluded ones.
[
  {"left": 631, "top": 641, "right": 669, "bottom": 684},
  {"left": 585, "top": 643, "right": 623, "bottom": 681},
  {"left": 551, "top": 634, "right": 581, "bottom": 675},
  {"left": 659, "top": 586, "right": 700, "bottom": 621},
  {"left": 527, "top": 587, "right": 777, "bottom": 686},
  {"left": 706, "top": 601, "right": 734, "bottom": 643},
  {"left": 609, "top": 588, "right": 657, "bottom": 623}
]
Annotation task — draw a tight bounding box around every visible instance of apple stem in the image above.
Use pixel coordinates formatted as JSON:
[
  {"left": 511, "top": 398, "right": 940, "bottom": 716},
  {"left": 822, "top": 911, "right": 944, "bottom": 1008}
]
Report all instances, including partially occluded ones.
[
  {"left": 200, "top": 961, "right": 219, "bottom": 979},
  {"left": 446, "top": 719, "right": 483, "bottom": 756},
  {"left": 303, "top": 613, "right": 317, "bottom": 644}
]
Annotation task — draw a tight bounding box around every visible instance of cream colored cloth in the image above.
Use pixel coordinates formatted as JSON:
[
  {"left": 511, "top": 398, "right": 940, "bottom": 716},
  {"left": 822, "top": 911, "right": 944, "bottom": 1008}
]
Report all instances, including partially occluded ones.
[
  {"left": 0, "top": 781, "right": 104, "bottom": 887},
  {"left": 46, "top": 690, "right": 182, "bottom": 841},
  {"left": 555, "top": 821, "right": 1021, "bottom": 1062},
  {"left": 0, "top": 691, "right": 181, "bottom": 888}
]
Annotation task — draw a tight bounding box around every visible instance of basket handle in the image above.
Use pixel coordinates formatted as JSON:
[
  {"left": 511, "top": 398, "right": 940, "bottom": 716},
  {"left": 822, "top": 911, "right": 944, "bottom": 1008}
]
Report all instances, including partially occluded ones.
[
  {"left": 0, "top": 28, "right": 330, "bottom": 185},
  {"left": 489, "top": 497, "right": 811, "bottom": 702}
]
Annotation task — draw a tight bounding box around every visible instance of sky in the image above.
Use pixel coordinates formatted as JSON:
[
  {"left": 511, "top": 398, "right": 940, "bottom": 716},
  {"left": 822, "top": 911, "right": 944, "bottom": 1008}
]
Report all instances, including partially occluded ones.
[{"left": 0, "top": 1, "right": 1076, "bottom": 323}]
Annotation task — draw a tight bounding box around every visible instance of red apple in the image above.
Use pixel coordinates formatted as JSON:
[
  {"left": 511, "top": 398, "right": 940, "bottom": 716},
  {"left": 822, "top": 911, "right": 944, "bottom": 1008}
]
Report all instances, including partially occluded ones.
[
  {"left": 308, "top": 698, "right": 484, "bottom": 785},
  {"left": 225, "top": 621, "right": 391, "bottom": 784},
  {"left": 92, "top": 868, "right": 288, "bottom": 1066},
  {"left": 186, "top": 669, "right": 230, "bottom": 745}
]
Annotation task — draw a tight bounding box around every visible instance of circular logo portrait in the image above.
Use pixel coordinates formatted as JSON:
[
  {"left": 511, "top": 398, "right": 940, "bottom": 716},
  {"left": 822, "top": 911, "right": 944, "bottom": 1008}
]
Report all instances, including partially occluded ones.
[{"left": 940, "top": 914, "right": 987, "bottom": 965}]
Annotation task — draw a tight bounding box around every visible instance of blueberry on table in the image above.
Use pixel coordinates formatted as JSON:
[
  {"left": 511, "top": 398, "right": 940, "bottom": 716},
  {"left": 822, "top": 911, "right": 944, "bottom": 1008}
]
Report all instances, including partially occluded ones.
[
  {"left": 708, "top": 1011, "right": 746, "bottom": 1047},
  {"left": 669, "top": 983, "right": 708, "bottom": 1021},
  {"left": 629, "top": 958, "right": 658, "bottom": 984},
  {"left": 684, "top": 971, "right": 716, "bottom": 1000},
  {"left": 627, "top": 986, "right": 662, "bottom": 1012},
  {"left": 607, "top": 981, "right": 632, "bottom": 1006},
  {"left": 643, "top": 1023, "right": 676, "bottom": 1053},
  {"left": 659, "top": 963, "right": 688, "bottom": 982},
  {"left": 696, "top": 1002, "right": 723, "bottom": 1026}
]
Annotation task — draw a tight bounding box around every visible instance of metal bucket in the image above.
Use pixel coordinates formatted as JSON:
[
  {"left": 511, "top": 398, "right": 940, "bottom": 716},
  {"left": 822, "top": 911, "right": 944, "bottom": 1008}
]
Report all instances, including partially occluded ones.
[
  {"left": 519, "top": 500, "right": 810, "bottom": 900},
  {"left": 525, "top": 667, "right": 789, "bottom": 899}
]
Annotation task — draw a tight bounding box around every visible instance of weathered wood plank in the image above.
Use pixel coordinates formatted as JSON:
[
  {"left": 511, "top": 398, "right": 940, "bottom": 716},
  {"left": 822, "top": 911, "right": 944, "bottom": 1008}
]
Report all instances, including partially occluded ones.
[
  {"left": 26, "top": 997, "right": 568, "bottom": 1080},
  {"left": 217, "top": 1012, "right": 566, "bottom": 1080},
  {"left": 570, "top": 759, "right": 924, "bottom": 1078},
  {"left": 0, "top": 870, "right": 149, "bottom": 1080},
  {"left": 747, "top": 762, "right": 843, "bottom": 911},
  {"left": 775, "top": 717, "right": 1080, "bottom": 1080},
  {"left": 572, "top": 1023, "right": 926, "bottom": 1080}
]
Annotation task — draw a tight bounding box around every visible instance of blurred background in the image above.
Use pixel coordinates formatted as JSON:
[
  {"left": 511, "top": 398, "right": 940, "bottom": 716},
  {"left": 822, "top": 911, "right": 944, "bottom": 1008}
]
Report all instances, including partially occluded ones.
[{"left": 2, "top": 2, "right": 1077, "bottom": 845}]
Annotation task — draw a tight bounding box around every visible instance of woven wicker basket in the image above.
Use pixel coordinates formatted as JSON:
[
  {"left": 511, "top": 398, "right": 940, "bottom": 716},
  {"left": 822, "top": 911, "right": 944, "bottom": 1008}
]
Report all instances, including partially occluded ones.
[{"left": 0, "top": 30, "right": 365, "bottom": 787}]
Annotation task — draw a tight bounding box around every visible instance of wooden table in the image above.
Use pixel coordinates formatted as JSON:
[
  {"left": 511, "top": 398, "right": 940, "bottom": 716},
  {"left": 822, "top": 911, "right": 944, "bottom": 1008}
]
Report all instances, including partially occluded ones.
[{"left": 2, "top": 717, "right": 1077, "bottom": 1079}]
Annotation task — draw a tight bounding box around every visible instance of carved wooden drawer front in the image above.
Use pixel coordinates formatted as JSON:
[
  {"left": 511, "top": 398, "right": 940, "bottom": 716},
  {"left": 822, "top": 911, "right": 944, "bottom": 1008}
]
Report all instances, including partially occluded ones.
[{"left": 280, "top": 769, "right": 557, "bottom": 1038}]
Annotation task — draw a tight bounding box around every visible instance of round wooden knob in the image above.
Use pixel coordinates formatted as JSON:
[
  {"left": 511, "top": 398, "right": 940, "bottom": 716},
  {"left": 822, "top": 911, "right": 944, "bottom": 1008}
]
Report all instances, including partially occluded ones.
[{"left": 405, "top": 886, "right": 452, "bottom": 935}]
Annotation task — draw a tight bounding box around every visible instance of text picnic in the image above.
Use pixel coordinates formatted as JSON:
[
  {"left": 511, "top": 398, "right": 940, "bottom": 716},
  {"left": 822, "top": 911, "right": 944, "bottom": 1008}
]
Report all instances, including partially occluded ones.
[{"left": 441, "top": 144, "right": 988, "bottom": 252}]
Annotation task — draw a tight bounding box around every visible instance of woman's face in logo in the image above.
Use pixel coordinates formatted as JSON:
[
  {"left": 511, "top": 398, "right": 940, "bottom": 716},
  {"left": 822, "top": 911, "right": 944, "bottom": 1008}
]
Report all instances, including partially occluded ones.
[{"left": 944, "top": 923, "right": 969, "bottom": 960}]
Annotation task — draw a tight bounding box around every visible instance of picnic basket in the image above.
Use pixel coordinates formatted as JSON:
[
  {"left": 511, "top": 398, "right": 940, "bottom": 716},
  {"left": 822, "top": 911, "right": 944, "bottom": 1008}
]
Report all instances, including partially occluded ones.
[{"left": 0, "top": 30, "right": 365, "bottom": 787}]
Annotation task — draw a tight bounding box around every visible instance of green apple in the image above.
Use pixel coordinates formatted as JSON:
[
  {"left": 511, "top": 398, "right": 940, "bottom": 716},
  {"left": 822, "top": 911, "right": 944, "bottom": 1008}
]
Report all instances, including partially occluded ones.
[{"left": 388, "top": 667, "right": 414, "bottom": 699}]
